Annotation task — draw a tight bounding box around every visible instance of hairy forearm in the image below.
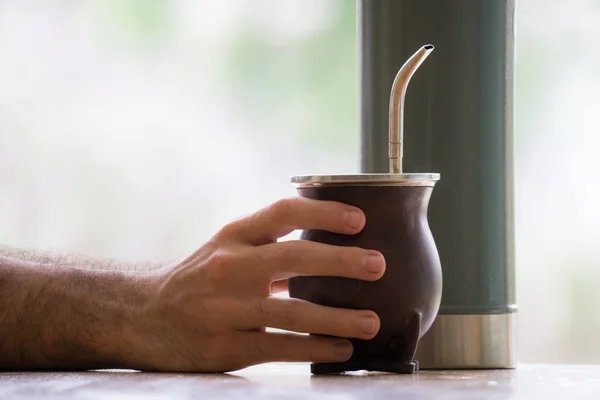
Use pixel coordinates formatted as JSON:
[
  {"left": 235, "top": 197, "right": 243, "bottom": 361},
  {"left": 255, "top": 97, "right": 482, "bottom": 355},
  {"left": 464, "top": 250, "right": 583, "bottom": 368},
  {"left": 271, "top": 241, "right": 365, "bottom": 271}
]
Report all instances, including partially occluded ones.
[
  {"left": 0, "top": 255, "right": 156, "bottom": 370},
  {"left": 0, "top": 245, "right": 165, "bottom": 272}
]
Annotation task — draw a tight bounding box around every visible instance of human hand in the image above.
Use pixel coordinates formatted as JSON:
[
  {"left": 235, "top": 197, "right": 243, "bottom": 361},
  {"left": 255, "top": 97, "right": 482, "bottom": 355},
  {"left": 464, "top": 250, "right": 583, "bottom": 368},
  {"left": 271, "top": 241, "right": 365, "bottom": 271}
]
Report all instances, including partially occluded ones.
[{"left": 132, "top": 197, "right": 386, "bottom": 372}]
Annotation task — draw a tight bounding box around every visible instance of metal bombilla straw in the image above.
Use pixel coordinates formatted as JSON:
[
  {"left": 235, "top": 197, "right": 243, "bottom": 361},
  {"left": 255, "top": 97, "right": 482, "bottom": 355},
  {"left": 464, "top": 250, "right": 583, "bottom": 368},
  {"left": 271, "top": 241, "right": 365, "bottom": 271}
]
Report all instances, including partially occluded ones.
[
  {"left": 291, "top": 44, "right": 438, "bottom": 187},
  {"left": 389, "top": 45, "right": 434, "bottom": 174}
]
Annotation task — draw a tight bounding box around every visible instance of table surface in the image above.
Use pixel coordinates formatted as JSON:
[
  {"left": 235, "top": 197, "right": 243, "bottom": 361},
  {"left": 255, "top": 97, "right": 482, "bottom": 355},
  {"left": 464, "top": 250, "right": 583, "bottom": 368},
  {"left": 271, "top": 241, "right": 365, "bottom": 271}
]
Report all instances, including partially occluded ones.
[{"left": 2, "top": 363, "right": 600, "bottom": 399}]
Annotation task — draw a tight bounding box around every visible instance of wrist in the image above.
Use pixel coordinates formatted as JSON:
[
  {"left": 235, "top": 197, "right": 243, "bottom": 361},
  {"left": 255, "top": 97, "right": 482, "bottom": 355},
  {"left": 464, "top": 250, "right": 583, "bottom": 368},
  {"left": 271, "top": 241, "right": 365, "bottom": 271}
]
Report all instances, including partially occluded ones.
[
  {"left": 114, "top": 271, "right": 165, "bottom": 370},
  {"left": 49, "top": 267, "right": 161, "bottom": 370},
  {"left": 92, "top": 270, "right": 162, "bottom": 370}
]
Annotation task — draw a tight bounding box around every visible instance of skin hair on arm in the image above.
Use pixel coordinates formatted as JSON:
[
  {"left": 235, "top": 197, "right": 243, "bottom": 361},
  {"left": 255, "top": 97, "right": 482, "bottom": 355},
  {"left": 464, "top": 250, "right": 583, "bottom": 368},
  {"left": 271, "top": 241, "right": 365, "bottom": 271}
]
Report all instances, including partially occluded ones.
[
  {"left": 0, "top": 245, "right": 166, "bottom": 272},
  {"left": 0, "top": 254, "right": 153, "bottom": 370}
]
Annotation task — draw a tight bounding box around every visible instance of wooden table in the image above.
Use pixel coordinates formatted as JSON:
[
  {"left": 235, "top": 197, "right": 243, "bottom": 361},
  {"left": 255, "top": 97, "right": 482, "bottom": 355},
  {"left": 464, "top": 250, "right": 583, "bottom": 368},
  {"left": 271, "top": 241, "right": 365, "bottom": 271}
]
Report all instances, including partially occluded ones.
[{"left": 2, "top": 363, "right": 600, "bottom": 399}]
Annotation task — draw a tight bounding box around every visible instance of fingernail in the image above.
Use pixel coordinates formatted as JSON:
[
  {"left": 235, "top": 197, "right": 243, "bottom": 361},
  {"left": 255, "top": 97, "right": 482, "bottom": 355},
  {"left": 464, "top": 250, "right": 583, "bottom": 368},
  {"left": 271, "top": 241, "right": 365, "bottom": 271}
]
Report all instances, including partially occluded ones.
[
  {"left": 363, "top": 253, "right": 384, "bottom": 273},
  {"left": 344, "top": 209, "right": 363, "bottom": 230},
  {"left": 358, "top": 316, "right": 378, "bottom": 335},
  {"left": 333, "top": 340, "right": 353, "bottom": 360}
]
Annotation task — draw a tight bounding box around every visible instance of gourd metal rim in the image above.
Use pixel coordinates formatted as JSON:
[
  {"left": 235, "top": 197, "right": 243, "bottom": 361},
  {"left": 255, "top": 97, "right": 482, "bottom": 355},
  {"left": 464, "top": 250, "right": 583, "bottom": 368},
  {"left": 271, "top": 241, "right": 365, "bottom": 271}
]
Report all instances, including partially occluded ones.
[{"left": 290, "top": 173, "right": 440, "bottom": 187}]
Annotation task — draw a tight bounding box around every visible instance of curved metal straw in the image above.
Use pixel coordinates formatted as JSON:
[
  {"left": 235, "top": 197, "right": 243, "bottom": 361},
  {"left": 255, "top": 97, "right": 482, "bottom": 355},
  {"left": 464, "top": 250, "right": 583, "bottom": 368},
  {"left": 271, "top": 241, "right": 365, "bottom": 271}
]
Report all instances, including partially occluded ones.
[{"left": 389, "top": 45, "right": 434, "bottom": 174}]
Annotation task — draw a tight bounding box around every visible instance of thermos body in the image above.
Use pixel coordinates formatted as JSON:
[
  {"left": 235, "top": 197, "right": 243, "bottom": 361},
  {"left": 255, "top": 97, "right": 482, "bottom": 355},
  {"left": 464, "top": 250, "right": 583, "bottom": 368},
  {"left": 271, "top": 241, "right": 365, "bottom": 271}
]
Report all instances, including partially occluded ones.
[{"left": 359, "top": 0, "right": 517, "bottom": 368}]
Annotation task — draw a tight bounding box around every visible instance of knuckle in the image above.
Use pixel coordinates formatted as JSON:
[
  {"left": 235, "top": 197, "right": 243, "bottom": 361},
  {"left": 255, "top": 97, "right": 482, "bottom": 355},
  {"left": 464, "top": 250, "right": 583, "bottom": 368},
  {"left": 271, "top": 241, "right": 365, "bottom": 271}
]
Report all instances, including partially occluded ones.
[
  {"left": 206, "top": 250, "right": 243, "bottom": 281},
  {"left": 274, "top": 242, "right": 302, "bottom": 265},
  {"left": 215, "top": 222, "right": 236, "bottom": 239},
  {"left": 210, "top": 249, "right": 241, "bottom": 268},
  {"left": 254, "top": 298, "right": 300, "bottom": 331},
  {"left": 330, "top": 247, "right": 357, "bottom": 273},
  {"left": 209, "top": 298, "right": 239, "bottom": 317},
  {"left": 271, "top": 198, "right": 297, "bottom": 219},
  {"left": 334, "top": 248, "right": 348, "bottom": 267},
  {"left": 254, "top": 298, "right": 268, "bottom": 317},
  {"left": 277, "top": 303, "right": 300, "bottom": 330},
  {"left": 215, "top": 217, "right": 247, "bottom": 240}
]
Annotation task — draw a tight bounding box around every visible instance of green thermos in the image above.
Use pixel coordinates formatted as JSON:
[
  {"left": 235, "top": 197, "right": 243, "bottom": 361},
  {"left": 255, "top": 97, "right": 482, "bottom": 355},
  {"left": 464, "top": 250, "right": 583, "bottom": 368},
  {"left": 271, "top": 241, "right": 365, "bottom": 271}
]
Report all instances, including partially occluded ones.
[{"left": 358, "top": 0, "right": 517, "bottom": 368}]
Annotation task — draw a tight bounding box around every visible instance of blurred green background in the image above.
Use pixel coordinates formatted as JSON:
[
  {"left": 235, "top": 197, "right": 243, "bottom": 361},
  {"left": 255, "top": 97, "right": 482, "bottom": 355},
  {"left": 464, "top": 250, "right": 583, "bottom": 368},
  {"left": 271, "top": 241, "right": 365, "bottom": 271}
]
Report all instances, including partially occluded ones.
[{"left": 1, "top": 0, "right": 599, "bottom": 364}]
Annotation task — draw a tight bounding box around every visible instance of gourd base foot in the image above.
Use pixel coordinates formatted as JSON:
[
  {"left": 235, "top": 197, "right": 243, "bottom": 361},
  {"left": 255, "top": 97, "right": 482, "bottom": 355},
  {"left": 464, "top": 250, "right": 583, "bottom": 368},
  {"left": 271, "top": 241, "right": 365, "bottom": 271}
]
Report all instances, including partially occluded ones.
[{"left": 311, "top": 359, "right": 419, "bottom": 375}]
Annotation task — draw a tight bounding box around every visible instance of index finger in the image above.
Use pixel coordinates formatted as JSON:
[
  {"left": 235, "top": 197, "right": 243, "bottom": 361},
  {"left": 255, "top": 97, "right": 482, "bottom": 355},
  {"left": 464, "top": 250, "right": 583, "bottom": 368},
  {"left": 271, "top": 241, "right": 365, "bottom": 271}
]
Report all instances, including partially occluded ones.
[{"left": 221, "top": 197, "right": 365, "bottom": 246}]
